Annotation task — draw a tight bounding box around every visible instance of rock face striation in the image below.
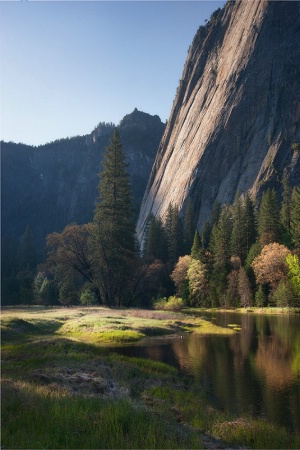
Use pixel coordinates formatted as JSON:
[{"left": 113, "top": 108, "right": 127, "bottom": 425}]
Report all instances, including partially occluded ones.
[{"left": 137, "top": 0, "right": 300, "bottom": 243}]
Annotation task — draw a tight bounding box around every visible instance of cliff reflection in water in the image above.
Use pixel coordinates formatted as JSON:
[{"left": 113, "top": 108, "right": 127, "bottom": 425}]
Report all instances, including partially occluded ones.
[{"left": 113, "top": 313, "right": 300, "bottom": 433}]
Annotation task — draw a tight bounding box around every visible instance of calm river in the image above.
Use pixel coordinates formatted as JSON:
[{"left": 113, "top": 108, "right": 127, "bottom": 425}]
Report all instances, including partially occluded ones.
[{"left": 111, "top": 312, "right": 300, "bottom": 433}]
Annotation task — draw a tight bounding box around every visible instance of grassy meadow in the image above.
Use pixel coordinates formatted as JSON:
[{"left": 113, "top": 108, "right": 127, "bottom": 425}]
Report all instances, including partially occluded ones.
[{"left": 1, "top": 306, "right": 300, "bottom": 449}]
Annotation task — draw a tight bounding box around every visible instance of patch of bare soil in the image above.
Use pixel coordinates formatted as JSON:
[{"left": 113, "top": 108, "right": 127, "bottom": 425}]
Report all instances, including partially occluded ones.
[{"left": 30, "top": 364, "right": 129, "bottom": 399}]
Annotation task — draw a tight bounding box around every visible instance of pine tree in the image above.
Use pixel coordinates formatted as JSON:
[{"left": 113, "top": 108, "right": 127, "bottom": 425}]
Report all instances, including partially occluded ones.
[
  {"left": 144, "top": 214, "right": 168, "bottom": 262},
  {"left": 210, "top": 200, "right": 221, "bottom": 226},
  {"left": 183, "top": 198, "right": 196, "bottom": 254},
  {"left": 90, "top": 128, "right": 137, "bottom": 307},
  {"left": 258, "top": 189, "right": 280, "bottom": 247},
  {"left": 209, "top": 206, "right": 233, "bottom": 303},
  {"left": 255, "top": 284, "right": 267, "bottom": 307},
  {"left": 280, "top": 174, "right": 291, "bottom": 230},
  {"left": 290, "top": 186, "right": 300, "bottom": 248},
  {"left": 280, "top": 174, "right": 292, "bottom": 247},
  {"left": 200, "top": 222, "right": 211, "bottom": 250},
  {"left": 210, "top": 205, "right": 232, "bottom": 271},
  {"left": 243, "top": 193, "right": 257, "bottom": 257},
  {"left": 231, "top": 194, "right": 257, "bottom": 263},
  {"left": 231, "top": 196, "right": 244, "bottom": 260},
  {"left": 165, "top": 203, "right": 183, "bottom": 264},
  {"left": 191, "top": 230, "right": 202, "bottom": 260}
]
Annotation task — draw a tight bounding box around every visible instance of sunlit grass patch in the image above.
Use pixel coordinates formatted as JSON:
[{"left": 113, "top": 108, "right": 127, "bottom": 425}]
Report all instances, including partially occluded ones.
[
  {"left": 183, "top": 317, "right": 236, "bottom": 335},
  {"left": 56, "top": 317, "right": 145, "bottom": 343},
  {"left": 96, "top": 329, "right": 145, "bottom": 343},
  {"left": 227, "top": 323, "right": 242, "bottom": 331},
  {"left": 55, "top": 312, "right": 181, "bottom": 343},
  {"left": 212, "top": 417, "right": 300, "bottom": 449}
]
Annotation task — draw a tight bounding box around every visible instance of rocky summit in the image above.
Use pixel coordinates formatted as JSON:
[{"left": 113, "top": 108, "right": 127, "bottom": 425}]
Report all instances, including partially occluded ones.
[
  {"left": 137, "top": 0, "right": 300, "bottom": 243},
  {"left": 1, "top": 109, "right": 165, "bottom": 249}
]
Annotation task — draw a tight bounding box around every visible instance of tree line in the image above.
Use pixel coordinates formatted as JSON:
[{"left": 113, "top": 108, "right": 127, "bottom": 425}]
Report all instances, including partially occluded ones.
[
  {"left": 143, "top": 180, "right": 300, "bottom": 308},
  {"left": 2, "top": 130, "right": 300, "bottom": 309}
]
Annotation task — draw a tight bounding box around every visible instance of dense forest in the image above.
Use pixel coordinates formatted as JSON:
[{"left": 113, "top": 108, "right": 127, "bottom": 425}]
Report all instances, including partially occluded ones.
[{"left": 2, "top": 131, "right": 300, "bottom": 309}]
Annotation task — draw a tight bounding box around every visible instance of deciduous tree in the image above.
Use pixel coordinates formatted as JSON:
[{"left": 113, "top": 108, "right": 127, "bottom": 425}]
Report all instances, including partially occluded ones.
[
  {"left": 238, "top": 266, "right": 253, "bottom": 307},
  {"left": 187, "top": 258, "right": 208, "bottom": 305},
  {"left": 46, "top": 223, "right": 94, "bottom": 292},
  {"left": 171, "top": 255, "right": 191, "bottom": 299},
  {"left": 252, "top": 242, "right": 290, "bottom": 292}
]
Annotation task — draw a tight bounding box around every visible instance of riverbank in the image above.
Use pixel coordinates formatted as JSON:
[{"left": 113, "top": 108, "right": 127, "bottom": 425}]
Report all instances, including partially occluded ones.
[
  {"left": 188, "top": 306, "right": 300, "bottom": 315},
  {"left": 1, "top": 306, "right": 300, "bottom": 449}
]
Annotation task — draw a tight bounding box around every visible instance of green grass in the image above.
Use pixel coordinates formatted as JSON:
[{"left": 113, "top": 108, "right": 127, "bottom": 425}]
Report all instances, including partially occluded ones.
[
  {"left": 1, "top": 380, "right": 200, "bottom": 449},
  {"left": 2, "top": 306, "right": 235, "bottom": 347},
  {"left": 147, "top": 385, "right": 300, "bottom": 449},
  {"left": 2, "top": 306, "right": 300, "bottom": 449}
]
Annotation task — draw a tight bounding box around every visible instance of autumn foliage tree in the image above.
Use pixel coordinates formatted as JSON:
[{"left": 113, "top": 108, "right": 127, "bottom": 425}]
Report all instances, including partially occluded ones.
[{"left": 252, "top": 243, "right": 290, "bottom": 293}]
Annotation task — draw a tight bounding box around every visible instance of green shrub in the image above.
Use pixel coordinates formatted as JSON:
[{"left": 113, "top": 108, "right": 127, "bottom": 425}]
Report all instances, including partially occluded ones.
[
  {"left": 153, "top": 296, "right": 184, "bottom": 311},
  {"left": 80, "top": 289, "right": 95, "bottom": 306}
]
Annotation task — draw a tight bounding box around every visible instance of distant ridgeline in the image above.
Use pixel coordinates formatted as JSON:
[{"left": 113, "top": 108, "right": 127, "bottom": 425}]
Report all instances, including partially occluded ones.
[{"left": 1, "top": 108, "right": 165, "bottom": 254}]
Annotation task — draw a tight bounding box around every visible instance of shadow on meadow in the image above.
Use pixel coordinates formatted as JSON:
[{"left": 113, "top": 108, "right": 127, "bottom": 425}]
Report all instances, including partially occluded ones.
[{"left": 2, "top": 308, "right": 300, "bottom": 449}]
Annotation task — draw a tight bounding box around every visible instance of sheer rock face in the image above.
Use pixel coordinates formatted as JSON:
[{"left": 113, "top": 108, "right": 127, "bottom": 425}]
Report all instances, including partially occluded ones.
[{"left": 137, "top": 0, "right": 300, "bottom": 242}]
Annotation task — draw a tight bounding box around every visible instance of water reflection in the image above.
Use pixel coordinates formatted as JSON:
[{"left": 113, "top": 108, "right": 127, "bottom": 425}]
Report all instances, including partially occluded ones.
[{"left": 111, "top": 313, "right": 300, "bottom": 433}]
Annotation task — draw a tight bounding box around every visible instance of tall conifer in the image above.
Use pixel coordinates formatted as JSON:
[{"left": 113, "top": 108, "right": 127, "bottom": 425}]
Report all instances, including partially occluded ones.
[
  {"left": 258, "top": 188, "right": 280, "bottom": 247},
  {"left": 243, "top": 193, "right": 257, "bottom": 257},
  {"left": 90, "top": 128, "right": 137, "bottom": 306},
  {"left": 144, "top": 214, "right": 168, "bottom": 262},
  {"left": 231, "top": 196, "right": 243, "bottom": 260},
  {"left": 290, "top": 186, "right": 300, "bottom": 247},
  {"left": 183, "top": 198, "right": 196, "bottom": 254},
  {"left": 191, "top": 230, "right": 202, "bottom": 260},
  {"left": 165, "top": 203, "right": 183, "bottom": 264}
]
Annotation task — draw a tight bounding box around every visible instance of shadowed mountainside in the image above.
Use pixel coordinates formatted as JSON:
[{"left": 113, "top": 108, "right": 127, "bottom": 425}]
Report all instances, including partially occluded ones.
[{"left": 1, "top": 109, "right": 165, "bottom": 251}]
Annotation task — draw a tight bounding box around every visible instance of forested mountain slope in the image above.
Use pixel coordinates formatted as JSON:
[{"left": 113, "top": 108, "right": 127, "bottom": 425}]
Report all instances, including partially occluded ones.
[
  {"left": 1, "top": 109, "right": 165, "bottom": 252},
  {"left": 137, "top": 0, "right": 300, "bottom": 243}
]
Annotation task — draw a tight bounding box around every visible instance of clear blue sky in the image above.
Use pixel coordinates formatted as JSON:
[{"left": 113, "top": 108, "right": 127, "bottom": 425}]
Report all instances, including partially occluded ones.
[{"left": 0, "top": 1, "right": 225, "bottom": 146}]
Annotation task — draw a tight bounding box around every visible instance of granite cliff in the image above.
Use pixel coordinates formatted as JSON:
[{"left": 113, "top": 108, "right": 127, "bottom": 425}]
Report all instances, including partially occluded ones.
[
  {"left": 137, "top": 0, "right": 300, "bottom": 243},
  {"left": 1, "top": 109, "right": 165, "bottom": 251}
]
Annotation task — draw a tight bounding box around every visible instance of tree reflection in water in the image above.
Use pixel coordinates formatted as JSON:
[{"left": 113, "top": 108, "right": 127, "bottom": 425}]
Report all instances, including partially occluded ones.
[{"left": 112, "top": 313, "right": 300, "bottom": 433}]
